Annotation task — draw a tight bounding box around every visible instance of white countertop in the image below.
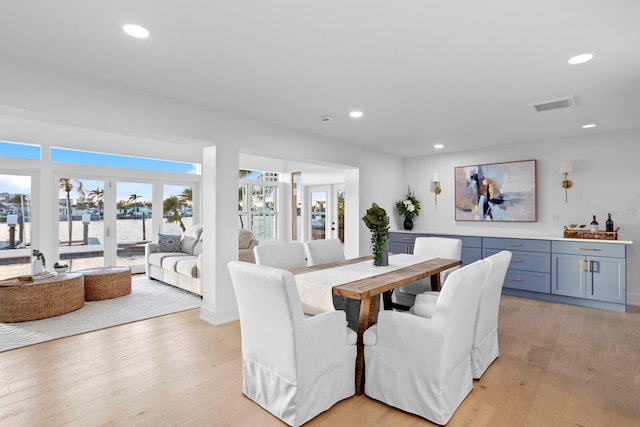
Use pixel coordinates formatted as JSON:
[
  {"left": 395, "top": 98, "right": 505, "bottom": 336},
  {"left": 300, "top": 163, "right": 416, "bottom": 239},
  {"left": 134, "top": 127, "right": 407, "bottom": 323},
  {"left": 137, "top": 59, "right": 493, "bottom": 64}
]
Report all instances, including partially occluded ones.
[{"left": 391, "top": 229, "right": 633, "bottom": 245}]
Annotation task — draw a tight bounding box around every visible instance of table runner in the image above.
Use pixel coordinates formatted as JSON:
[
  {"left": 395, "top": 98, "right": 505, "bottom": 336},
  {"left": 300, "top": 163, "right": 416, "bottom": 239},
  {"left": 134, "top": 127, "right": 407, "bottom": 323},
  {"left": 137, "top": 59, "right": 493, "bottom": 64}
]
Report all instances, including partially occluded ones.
[{"left": 295, "top": 253, "right": 427, "bottom": 315}]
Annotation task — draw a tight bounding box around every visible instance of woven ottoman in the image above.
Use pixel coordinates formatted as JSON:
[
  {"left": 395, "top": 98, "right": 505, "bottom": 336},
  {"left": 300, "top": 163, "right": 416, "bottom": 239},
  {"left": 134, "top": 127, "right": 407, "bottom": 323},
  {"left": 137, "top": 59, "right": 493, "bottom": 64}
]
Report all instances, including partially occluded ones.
[
  {"left": 80, "top": 267, "right": 132, "bottom": 301},
  {"left": 0, "top": 273, "right": 85, "bottom": 322}
]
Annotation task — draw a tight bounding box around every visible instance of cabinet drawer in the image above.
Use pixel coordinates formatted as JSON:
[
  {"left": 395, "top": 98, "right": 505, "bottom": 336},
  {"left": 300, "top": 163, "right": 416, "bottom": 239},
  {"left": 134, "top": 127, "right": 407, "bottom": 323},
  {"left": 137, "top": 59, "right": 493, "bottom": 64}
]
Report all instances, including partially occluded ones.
[
  {"left": 484, "top": 249, "right": 550, "bottom": 273},
  {"left": 389, "top": 232, "right": 428, "bottom": 245},
  {"left": 430, "top": 234, "right": 482, "bottom": 248},
  {"left": 503, "top": 269, "right": 550, "bottom": 293},
  {"left": 552, "top": 241, "right": 626, "bottom": 258},
  {"left": 483, "top": 237, "right": 550, "bottom": 252}
]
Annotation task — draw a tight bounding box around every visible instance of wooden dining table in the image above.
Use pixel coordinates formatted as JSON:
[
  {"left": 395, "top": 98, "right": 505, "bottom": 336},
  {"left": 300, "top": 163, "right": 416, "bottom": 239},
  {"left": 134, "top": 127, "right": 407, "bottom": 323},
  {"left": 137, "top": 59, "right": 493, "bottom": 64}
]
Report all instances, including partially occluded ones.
[{"left": 291, "top": 254, "right": 462, "bottom": 395}]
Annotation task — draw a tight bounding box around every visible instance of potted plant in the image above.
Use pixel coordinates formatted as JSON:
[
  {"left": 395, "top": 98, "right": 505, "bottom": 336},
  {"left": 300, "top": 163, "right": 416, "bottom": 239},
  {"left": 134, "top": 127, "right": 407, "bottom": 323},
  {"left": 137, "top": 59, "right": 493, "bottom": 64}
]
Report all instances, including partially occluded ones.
[
  {"left": 394, "top": 186, "right": 421, "bottom": 230},
  {"left": 362, "top": 203, "right": 390, "bottom": 266},
  {"left": 32, "top": 249, "right": 46, "bottom": 275}
]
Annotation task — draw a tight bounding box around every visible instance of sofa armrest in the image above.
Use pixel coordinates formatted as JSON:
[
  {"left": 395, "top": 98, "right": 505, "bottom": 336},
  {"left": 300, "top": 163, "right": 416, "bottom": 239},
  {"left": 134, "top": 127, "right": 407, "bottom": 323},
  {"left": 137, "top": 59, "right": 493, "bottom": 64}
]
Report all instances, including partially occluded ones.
[
  {"left": 197, "top": 254, "right": 203, "bottom": 278},
  {"left": 145, "top": 242, "right": 158, "bottom": 276},
  {"left": 146, "top": 242, "right": 159, "bottom": 255}
]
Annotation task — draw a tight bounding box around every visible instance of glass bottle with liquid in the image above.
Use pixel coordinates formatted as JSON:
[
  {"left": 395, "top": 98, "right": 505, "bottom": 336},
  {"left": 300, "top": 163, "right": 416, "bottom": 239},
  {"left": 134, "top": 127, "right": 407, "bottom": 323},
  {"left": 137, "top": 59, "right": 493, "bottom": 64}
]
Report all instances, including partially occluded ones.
[
  {"left": 590, "top": 215, "right": 598, "bottom": 232},
  {"left": 606, "top": 213, "right": 614, "bottom": 232}
]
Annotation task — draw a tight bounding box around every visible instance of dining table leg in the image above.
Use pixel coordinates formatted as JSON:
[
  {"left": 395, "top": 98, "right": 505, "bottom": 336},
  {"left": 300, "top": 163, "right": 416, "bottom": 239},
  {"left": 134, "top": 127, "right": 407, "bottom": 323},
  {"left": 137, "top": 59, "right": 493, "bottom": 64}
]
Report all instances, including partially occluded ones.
[
  {"left": 430, "top": 274, "right": 442, "bottom": 292},
  {"left": 355, "top": 295, "right": 378, "bottom": 395}
]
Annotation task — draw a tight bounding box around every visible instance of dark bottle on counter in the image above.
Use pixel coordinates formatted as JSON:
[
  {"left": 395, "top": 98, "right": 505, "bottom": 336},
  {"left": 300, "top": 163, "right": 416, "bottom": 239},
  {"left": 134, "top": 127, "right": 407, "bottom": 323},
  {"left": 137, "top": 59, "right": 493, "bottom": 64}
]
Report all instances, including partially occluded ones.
[
  {"left": 606, "top": 213, "right": 614, "bottom": 232},
  {"left": 590, "top": 215, "right": 598, "bottom": 232}
]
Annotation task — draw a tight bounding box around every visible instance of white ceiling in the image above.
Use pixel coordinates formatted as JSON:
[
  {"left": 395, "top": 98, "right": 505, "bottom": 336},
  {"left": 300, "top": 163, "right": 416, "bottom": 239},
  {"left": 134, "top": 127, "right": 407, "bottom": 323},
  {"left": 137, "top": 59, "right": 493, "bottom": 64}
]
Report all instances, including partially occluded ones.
[{"left": 1, "top": 0, "right": 639, "bottom": 157}]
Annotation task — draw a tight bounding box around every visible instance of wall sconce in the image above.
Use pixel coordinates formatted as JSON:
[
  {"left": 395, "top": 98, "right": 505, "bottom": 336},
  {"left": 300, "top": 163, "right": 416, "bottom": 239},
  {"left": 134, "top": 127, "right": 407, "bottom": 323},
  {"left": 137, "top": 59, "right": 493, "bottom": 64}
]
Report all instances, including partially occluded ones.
[
  {"left": 432, "top": 173, "right": 441, "bottom": 205},
  {"left": 560, "top": 160, "right": 573, "bottom": 203}
]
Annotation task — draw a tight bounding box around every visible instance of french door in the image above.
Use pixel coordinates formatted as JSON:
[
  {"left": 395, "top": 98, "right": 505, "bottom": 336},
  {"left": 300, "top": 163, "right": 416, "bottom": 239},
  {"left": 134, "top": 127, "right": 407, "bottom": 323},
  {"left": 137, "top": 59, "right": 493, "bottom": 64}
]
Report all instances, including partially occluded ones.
[
  {"left": 306, "top": 184, "right": 344, "bottom": 242},
  {"left": 54, "top": 176, "right": 195, "bottom": 274}
]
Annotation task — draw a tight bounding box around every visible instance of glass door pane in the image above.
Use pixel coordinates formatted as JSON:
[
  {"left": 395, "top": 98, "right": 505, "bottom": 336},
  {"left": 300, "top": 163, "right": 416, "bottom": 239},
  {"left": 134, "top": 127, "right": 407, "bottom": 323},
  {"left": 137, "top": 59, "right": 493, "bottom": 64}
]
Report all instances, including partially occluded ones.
[
  {"left": 116, "top": 181, "right": 152, "bottom": 271},
  {"left": 58, "top": 178, "right": 105, "bottom": 271},
  {"left": 163, "top": 184, "right": 193, "bottom": 234},
  {"left": 310, "top": 189, "right": 328, "bottom": 240},
  {"left": 336, "top": 188, "right": 345, "bottom": 243},
  {"left": 0, "top": 174, "right": 32, "bottom": 279}
]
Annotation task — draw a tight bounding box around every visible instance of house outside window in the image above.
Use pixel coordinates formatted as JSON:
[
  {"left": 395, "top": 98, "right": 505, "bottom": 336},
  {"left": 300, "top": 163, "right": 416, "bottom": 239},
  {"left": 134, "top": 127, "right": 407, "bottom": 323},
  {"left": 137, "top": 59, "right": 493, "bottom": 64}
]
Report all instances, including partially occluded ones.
[{"left": 239, "top": 170, "right": 278, "bottom": 240}]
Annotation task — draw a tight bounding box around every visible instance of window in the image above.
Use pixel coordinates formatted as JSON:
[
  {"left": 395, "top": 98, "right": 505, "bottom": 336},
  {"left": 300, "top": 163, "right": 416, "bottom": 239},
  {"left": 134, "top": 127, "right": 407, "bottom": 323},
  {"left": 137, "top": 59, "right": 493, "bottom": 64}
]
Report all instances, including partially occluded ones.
[
  {"left": 0, "top": 173, "right": 32, "bottom": 279},
  {"left": 51, "top": 148, "right": 200, "bottom": 174},
  {"left": 0, "top": 141, "right": 40, "bottom": 160},
  {"left": 239, "top": 169, "right": 279, "bottom": 240},
  {"left": 163, "top": 184, "right": 193, "bottom": 235}
]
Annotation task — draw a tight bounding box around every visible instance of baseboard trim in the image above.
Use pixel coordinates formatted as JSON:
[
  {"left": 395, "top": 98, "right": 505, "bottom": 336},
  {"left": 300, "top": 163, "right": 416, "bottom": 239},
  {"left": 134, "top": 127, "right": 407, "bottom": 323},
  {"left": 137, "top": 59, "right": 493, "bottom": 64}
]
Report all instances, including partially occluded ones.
[{"left": 199, "top": 304, "right": 239, "bottom": 326}]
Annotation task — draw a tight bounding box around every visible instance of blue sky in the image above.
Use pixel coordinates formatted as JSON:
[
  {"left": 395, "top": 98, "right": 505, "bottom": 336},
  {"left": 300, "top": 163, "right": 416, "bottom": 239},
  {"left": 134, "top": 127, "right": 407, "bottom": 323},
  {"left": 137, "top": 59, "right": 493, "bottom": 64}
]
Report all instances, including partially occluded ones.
[{"left": 1, "top": 141, "right": 199, "bottom": 175}]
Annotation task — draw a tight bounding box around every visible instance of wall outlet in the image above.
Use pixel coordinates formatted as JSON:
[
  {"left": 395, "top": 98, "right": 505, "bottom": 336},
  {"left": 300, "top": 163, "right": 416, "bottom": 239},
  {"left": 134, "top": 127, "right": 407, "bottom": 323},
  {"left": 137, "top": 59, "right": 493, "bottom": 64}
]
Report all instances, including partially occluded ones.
[{"left": 552, "top": 212, "right": 560, "bottom": 222}]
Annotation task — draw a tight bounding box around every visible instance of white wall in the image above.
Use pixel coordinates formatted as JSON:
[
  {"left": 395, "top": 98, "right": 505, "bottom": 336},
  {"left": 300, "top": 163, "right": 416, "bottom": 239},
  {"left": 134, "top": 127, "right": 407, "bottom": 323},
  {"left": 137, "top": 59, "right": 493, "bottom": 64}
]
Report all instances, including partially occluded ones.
[{"left": 402, "top": 129, "right": 640, "bottom": 305}]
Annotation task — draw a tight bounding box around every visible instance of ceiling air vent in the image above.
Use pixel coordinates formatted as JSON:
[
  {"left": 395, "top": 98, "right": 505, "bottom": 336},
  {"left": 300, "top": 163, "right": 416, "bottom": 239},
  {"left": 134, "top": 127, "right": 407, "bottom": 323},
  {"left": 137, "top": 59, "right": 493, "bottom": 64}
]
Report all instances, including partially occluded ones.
[{"left": 529, "top": 96, "right": 575, "bottom": 113}]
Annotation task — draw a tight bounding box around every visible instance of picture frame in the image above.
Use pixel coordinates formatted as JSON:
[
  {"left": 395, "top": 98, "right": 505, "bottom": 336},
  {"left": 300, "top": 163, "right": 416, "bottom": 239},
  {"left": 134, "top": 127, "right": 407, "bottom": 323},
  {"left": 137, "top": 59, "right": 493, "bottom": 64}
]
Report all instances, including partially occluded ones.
[{"left": 454, "top": 159, "right": 537, "bottom": 222}]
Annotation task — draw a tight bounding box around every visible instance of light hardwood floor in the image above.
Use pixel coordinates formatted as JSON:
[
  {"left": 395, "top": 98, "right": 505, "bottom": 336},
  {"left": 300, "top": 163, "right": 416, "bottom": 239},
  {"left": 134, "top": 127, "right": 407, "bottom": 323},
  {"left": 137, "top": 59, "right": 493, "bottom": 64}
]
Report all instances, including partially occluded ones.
[{"left": 1, "top": 296, "right": 639, "bottom": 426}]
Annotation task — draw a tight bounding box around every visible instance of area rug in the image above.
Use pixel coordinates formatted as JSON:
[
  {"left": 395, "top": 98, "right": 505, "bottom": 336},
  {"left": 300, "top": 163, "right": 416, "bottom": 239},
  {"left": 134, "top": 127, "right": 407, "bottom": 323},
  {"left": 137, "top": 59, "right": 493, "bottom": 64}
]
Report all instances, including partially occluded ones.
[{"left": 0, "top": 277, "right": 201, "bottom": 352}]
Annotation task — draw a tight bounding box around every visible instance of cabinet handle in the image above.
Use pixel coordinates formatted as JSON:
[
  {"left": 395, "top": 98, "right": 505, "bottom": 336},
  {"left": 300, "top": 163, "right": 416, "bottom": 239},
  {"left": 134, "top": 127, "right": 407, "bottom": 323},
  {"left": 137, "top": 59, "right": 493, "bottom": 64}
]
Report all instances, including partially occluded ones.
[
  {"left": 578, "top": 247, "right": 600, "bottom": 251},
  {"left": 580, "top": 259, "right": 593, "bottom": 272},
  {"left": 507, "top": 243, "right": 522, "bottom": 246},
  {"left": 507, "top": 277, "right": 522, "bottom": 281},
  {"left": 403, "top": 237, "right": 412, "bottom": 240},
  {"left": 511, "top": 259, "right": 522, "bottom": 262}
]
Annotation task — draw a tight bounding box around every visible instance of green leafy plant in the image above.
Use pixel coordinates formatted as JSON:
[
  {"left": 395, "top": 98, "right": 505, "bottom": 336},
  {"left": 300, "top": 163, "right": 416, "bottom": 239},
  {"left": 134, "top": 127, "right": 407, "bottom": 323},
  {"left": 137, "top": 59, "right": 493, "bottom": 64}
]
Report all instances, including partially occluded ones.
[
  {"left": 362, "top": 203, "right": 390, "bottom": 266},
  {"left": 32, "top": 249, "right": 46, "bottom": 267},
  {"left": 394, "top": 186, "right": 421, "bottom": 220}
]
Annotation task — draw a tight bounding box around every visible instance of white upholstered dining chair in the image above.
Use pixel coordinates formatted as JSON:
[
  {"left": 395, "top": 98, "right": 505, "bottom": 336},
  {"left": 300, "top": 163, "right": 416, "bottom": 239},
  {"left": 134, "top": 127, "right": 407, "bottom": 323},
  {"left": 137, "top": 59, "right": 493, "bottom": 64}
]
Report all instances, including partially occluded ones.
[
  {"left": 363, "top": 259, "right": 490, "bottom": 425},
  {"left": 228, "top": 261, "right": 357, "bottom": 427},
  {"left": 412, "top": 250, "right": 512, "bottom": 379},
  {"left": 303, "top": 238, "right": 362, "bottom": 330},
  {"left": 392, "top": 237, "right": 462, "bottom": 309},
  {"left": 253, "top": 241, "right": 308, "bottom": 270},
  {"left": 471, "top": 250, "right": 512, "bottom": 378},
  {"left": 303, "top": 238, "right": 345, "bottom": 266}
]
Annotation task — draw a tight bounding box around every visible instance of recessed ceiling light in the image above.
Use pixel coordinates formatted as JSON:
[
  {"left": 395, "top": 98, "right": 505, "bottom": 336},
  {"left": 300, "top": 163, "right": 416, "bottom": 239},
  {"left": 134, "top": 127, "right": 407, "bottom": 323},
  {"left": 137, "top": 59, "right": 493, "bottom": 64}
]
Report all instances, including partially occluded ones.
[
  {"left": 434, "top": 144, "right": 444, "bottom": 149},
  {"left": 349, "top": 110, "right": 364, "bottom": 119},
  {"left": 568, "top": 53, "right": 594, "bottom": 65},
  {"left": 123, "top": 24, "right": 150, "bottom": 39},
  {"left": 582, "top": 123, "right": 597, "bottom": 129}
]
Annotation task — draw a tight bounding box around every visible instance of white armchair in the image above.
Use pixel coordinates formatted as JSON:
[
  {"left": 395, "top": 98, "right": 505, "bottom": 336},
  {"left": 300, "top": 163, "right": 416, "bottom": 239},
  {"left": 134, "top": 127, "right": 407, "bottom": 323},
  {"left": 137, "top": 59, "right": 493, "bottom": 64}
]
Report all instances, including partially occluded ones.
[
  {"left": 253, "top": 241, "right": 308, "bottom": 270},
  {"left": 393, "top": 237, "right": 462, "bottom": 309},
  {"left": 228, "top": 261, "right": 357, "bottom": 427},
  {"left": 364, "top": 259, "right": 490, "bottom": 425},
  {"left": 471, "top": 250, "right": 512, "bottom": 378}
]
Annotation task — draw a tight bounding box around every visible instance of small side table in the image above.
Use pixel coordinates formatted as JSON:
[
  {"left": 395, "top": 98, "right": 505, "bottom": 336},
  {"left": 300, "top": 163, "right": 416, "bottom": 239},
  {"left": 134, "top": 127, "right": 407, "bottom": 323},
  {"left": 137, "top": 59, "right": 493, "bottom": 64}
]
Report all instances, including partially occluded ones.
[
  {"left": 0, "top": 273, "right": 84, "bottom": 322},
  {"left": 80, "top": 267, "right": 132, "bottom": 301}
]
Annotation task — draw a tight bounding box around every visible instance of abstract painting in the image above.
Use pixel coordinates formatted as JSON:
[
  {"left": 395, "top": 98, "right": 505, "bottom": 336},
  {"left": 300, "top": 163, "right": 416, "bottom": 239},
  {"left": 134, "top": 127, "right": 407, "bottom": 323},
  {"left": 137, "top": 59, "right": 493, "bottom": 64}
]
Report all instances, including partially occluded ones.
[{"left": 455, "top": 160, "right": 536, "bottom": 222}]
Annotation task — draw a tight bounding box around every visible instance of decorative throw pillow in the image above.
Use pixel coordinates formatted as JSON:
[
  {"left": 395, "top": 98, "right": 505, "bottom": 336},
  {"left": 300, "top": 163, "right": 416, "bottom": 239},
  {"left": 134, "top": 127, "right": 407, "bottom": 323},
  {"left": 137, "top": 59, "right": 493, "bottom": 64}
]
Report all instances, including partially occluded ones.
[
  {"left": 181, "top": 236, "right": 198, "bottom": 255},
  {"left": 157, "top": 233, "right": 182, "bottom": 253}
]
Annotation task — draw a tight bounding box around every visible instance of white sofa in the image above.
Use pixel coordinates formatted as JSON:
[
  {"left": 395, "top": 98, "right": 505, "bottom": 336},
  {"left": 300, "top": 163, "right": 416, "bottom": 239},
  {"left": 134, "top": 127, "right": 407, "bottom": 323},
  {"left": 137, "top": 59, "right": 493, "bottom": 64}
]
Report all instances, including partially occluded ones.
[{"left": 145, "top": 225, "right": 204, "bottom": 295}]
